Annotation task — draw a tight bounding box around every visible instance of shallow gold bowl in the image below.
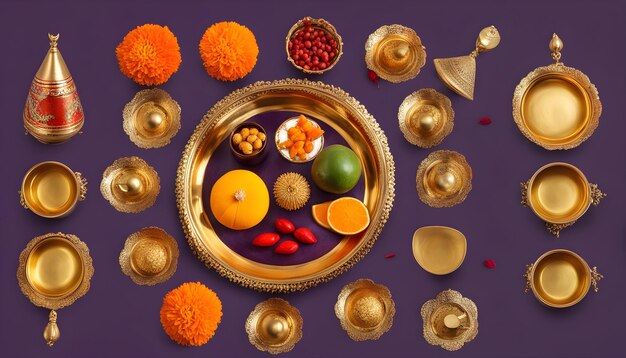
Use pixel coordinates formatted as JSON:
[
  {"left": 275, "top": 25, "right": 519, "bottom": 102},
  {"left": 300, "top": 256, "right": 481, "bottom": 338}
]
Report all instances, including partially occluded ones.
[
  {"left": 412, "top": 226, "right": 466, "bottom": 275},
  {"left": 365, "top": 25, "right": 426, "bottom": 83},
  {"left": 123, "top": 88, "right": 181, "bottom": 149},
  {"left": 20, "top": 161, "right": 87, "bottom": 218},
  {"left": 416, "top": 150, "right": 472, "bottom": 208},
  {"left": 275, "top": 116, "right": 324, "bottom": 163},
  {"left": 245, "top": 298, "right": 303, "bottom": 354},
  {"left": 421, "top": 289, "right": 478, "bottom": 351},
  {"left": 176, "top": 79, "right": 394, "bottom": 293},
  {"left": 119, "top": 227, "right": 179, "bottom": 286},
  {"left": 100, "top": 156, "right": 160, "bottom": 213},
  {"left": 334, "top": 279, "right": 395, "bottom": 341},
  {"left": 398, "top": 89, "right": 454, "bottom": 148}
]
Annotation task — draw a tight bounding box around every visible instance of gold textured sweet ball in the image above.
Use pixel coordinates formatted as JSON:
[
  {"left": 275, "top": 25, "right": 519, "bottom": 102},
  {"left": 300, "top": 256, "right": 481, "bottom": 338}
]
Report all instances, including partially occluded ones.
[{"left": 132, "top": 240, "right": 168, "bottom": 275}]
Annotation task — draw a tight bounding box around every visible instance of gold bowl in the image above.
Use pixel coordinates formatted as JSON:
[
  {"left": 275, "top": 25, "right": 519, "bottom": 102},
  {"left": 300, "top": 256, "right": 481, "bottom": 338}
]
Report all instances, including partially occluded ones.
[
  {"left": 275, "top": 116, "right": 324, "bottom": 163},
  {"left": 123, "top": 88, "right": 181, "bottom": 149},
  {"left": 524, "top": 249, "right": 602, "bottom": 308},
  {"left": 416, "top": 150, "right": 472, "bottom": 208},
  {"left": 365, "top": 25, "right": 426, "bottom": 83},
  {"left": 334, "top": 279, "right": 395, "bottom": 341},
  {"left": 119, "top": 227, "right": 179, "bottom": 286},
  {"left": 398, "top": 88, "right": 454, "bottom": 148},
  {"left": 513, "top": 34, "right": 601, "bottom": 150},
  {"left": 20, "top": 161, "right": 87, "bottom": 218},
  {"left": 412, "top": 226, "right": 466, "bottom": 275},
  {"left": 421, "top": 289, "right": 478, "bottom": 351},
  {"left": 100, "top": 156, "right": 160, "bottom": 213},
  {"left": 286, "top": 17, "right": 343, "bottom": 74},
  {"left": 245, "top": 298, "right": 303, "bottom": 354}
]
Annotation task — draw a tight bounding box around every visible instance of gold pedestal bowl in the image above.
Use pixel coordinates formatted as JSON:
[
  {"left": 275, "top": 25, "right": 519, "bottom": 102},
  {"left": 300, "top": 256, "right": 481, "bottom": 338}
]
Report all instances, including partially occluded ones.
[
  {"left": 416, "top": 150, "right": 472, "bottom": 208},
  {"left": 245, "top": 298, "right": 303, "bottom": 354},
  {"left": 398, "top": 88, "right": 454, "bottom": 148},
  {"left": 123, "top": 88, "right": 181, "bottom": 149},
  {"left": 412, "top": 226, "right": 467, "bottom": 275},
  {"left": 119, "top": 227, "right": 179, "bottom": 286},
  {"left": 421, "top": 289, "right": 478, "bottom": 351},
  {"left": 100, "top": 156, "right": 160, "bottom": 213},
  {"left": 365, "top": 25, "right": 426, "bottom": 83}
]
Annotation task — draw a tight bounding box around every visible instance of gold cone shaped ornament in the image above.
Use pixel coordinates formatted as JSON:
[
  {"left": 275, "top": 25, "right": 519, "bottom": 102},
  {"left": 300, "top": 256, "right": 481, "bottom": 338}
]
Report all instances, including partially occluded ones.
[
  {"left": 434, "top": 26, "right": 500, "bottom": 100},
  {"left": 23, "top": 34, "right": 85, "bottom": 143}
]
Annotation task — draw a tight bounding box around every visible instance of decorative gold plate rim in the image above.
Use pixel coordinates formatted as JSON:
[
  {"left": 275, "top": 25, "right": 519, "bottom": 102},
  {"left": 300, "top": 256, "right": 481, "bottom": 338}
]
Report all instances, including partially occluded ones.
[
  {"left": 398, "top": 88, "right": 454, "bottom": 148},
  {"left": 420, "top": 289, "right": 478, "bottom": 351},
  {"left": 365, "top": 24, "right": 426, "bottom": 83},
  {"left": 119, "top": 227, "right": 179, "bottom": 286},
  {"left": 245, "top": 298, "right": 303, "bottom": 354},
  {"left": 176, "top": 78, "right": 395, "bottom": 293},
  {"left": 100, "top": 156, "right": 161, "bottom": 213},
  {"left": 416, "top": 150, "right": 472, "bottom": 208},
  {"left": 412, "top": 226, "right": 467, "bottom": 275}
]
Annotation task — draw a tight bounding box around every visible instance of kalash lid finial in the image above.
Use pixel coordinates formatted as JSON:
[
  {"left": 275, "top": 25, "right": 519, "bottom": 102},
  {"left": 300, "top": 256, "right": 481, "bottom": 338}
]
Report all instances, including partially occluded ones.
[
  {"left": 36, "top": 33, "right": 71, "bottom": 81},
  {"left": 48, "top": 33, "right": 59, "bottom": 49}
]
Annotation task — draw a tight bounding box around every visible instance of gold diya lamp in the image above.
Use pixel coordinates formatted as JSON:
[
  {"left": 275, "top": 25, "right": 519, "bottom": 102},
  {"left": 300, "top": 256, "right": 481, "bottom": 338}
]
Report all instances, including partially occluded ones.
[
  {"left": 365, "top": 25, "right": 426, "bottom": 83},
  {"left": 524, "top": 249, "right": 602, "bottom": 308},
  {"left": 521, "top": 162, "right": 605, "bottom": 237},
  {"left": 123, "top": 88, "right": 181, "bottom": 148},
  {"left": 100, "top": 156, "right": 160, "bottom": 213},
  {"left": 412, "top": 226, "right": 467, "bottom": 275},
  {"left": 23, "top": 34, "right": 85, "bottom": 143},
  {"left": 20, "top": 161, "right": 87, "bottom": 218},
  {"left": 119, "top": 227, "right": 179, "bottom": 286},
  {"left": 17, "top": 232, "right": 94, "bottom": 346},
  {"left": 398, "top": 88, "right": 454, "bottom": 148},
  {"left": 416, "top": 150, "right": 472, "bottom": 208},
  {"left": 421, "top": 289, "right": 478, "bottom": 351},
  {"left": 513, "top": 34, "right": 601, "bottom": 150},
  {"left": 245, "top": 298, "right": 303, "bottom": 354},
  {"left": 334, "top": 279, "right": 395, "bottom": 341}
]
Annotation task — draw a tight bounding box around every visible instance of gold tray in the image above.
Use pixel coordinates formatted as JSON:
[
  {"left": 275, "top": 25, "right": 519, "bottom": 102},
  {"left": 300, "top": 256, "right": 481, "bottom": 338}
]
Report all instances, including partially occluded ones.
[
  {"left": 521, "top": 162, "right": 605, "bottom": 237},
  {"left": 245, "top": 298, "right": 303, "bottom": 354},
  {"left": 398, "top": 88, "right": 454, "bottom": 148},
  {"left": 176, "top": 79, "right": 395, "bottom": 292},
  {"left": 513, "top": 34, "right": 601, "bottom": 150},
  {"left": 421, "top": 289, "right": 478, "bottom": 351},
  {"left": 412, "top": 226, "right": 466, "bottom": 275},
  {"left": 524, "top": 249, "right": 602, "bottom": 308},
  {"left": 365, "top": 25, "right": 426, "bottom": 83}
]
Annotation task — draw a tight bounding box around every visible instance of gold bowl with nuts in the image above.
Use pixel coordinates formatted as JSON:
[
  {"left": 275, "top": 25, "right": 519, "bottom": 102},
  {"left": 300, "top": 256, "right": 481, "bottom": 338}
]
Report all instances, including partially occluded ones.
[{"left": 230, "top": 122, "right": 269, "bottom": 165}]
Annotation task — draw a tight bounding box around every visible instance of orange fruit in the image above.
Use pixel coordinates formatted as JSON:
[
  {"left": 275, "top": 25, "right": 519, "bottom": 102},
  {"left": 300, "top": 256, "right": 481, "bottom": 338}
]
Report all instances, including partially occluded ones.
[
  {"left": 311, "top": 201, "right": 332, "bottom": 229},
  {"left": 326, "top": 197, "right": 370, "bottom": 235}
]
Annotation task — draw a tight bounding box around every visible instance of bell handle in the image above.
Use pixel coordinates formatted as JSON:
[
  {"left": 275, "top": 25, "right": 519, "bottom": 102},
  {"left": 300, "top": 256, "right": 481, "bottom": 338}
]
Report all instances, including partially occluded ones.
[
  {"left": 524, "top": 264, "right": 533, "bottom": 293},
  {"left": 43, "top": 310, "right": 60, "bottom": 347},
  {"left": 520, "top": 181, "right": 530, "bottom": 207},
  {"left": 589, "top": 183, "right": 606, "bottom": 206},
  {"left": 590, "top": 266, "right": 603, "bottom": 293},
  {"left": 74, "top": 172, "right": 88, "bottom": 201},
  {"left": 18, "top": 190, "right": 29, "bottom": 209}
]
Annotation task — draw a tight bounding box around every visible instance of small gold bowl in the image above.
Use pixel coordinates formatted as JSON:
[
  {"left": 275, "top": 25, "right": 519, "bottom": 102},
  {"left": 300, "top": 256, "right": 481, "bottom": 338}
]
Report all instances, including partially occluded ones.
[
  {"left": 412, "top": 226, "right": 467, "bottom": 275},
  {"left": 421, "top": 289, "right": 478, "bottom": 351},
  {"left": 123, "top": 88, "right": 181, "bottom": 149},
  {"left": 119, "top": 227, "right": 179, "bottom": 286},
  {"left": 365, "top": 25, "right": 426, "bottom": 83},
  {"left": 416, "top": 150, "right": 472, "bottom": 208},
  {"left": 275, "top": 116, "right": 324, "bottom": 163},
  {"left": 334, "top": 279, "right": 395, "bottom": 341},
  {"left": 398, "top": 89, "right": 454, "bottom": 148},
  {"left": 100, "top": 156, "right": 160, "bottom": 213},
  {"left": 245, "top": 298, "right": 303, "bottom": 354},
  {"left": 286, "top": 17, "right": 343, "bottom": 74},
  {"left": 20, "top": 161, "right": 87, "bottom": 218}
]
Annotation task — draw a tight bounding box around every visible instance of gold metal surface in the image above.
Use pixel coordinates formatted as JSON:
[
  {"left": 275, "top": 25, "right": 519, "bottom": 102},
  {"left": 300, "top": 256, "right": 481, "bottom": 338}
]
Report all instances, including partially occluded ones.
[
  {"left": 119, "top": 227, "right": 179, "bottom": 286},
  {"left": 176, "top": 79, "right": 395, "bottom": 293},
  {"left": 245, "top": 298, "right": 303, "bottom": 354},
  {"left": 513, "top": 34, "right": 601, "bottom": 150},
  {"left": 398, "top": 88, "right": 454, "bottom": 148},
  {"left": 100, "top": 156, "right": 160, "bottom": 213},
  {"left": 285, "top": 17, "right": 343, "bottom": 74},
  {"left": 20, "top": 161, "right": 87, "bottom": 218},
  {"left": 275, "top": 116, "right": 324, "bottom": 163},
  {"left": 334, "top": 279, "right": 395, "bottom": 341},
  {"left": 365, "top": 25, "right": 426, "bottom": 83},
  {"left": 421, "top": 289, "right": 478, "bottom": 351},
  {"left": 123, "top": 88, "right": 181, "bottom": 148},
  {"left": 412, "top": 226, "right": 466, "bottom": 275},
  {"left": 524, "top": 249, "right": 602, "bottom": 308},
  {"left": 416, "top": 150, "right": 472, "bottom": 208}
]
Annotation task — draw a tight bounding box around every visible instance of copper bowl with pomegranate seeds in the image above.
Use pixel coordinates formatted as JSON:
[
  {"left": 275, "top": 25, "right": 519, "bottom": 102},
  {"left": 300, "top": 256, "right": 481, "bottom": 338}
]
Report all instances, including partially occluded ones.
[{"left": 286, "top": 17, "right": 343, "bottom": 74}]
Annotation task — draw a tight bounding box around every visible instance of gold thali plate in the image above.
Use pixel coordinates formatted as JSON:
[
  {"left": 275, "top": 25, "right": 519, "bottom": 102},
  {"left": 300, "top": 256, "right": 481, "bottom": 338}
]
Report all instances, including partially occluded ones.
[
  {"left": 365, "top": 25, "right": 426, "bottom": 83},
  {"left": 245, "top": 298, "right": 303, "bottom": 354},
  {"left": 416, "top": 150, "right": 472, "bottom": 208},
  {"left": 421, "top": 289, "right": 478, "bottom": 351},
  {"left": 412, "top": 226, "right": 466, "bottom": 275},
  {"left": 398, "top": 88, "right": 454, "bottom": 148},
  {"left": 123, "top": 88, "right": 181, "bottom": 149},
  {"left": 176, "top": 79, "right": 395, "bottom": 292}
]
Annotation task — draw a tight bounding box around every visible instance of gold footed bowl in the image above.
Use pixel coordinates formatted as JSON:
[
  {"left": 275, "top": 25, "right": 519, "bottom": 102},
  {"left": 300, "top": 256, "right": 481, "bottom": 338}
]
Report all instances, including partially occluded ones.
[
  {"left": 245, "top": 298, "right": 303, "bottom": 354},
  {"left": 123, "top": 88, "right": 181, "bottom": 148},
  {"left": 365, "top": 24, "right": 426, "bottom": 83},
  {"left": 119, "top": 227, "right": 179, "bottom": 286},
  {"left": 421, "top": 289, "right": 478, "bottom": 351},
  {"left": 101, "top": 156, "right": 160, "bottom": 213},
  {"left": 416, "top": 150, "right": 472, "bottom": 208},
  {"left": 398, "top": 88, "right": 454, "bottom": 148}
]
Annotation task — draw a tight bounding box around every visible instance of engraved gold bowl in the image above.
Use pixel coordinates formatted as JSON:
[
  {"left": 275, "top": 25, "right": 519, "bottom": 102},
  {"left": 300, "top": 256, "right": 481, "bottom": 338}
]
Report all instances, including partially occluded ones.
[
  {"left": 275, "top": 116, "right": 324, "bottom": 163},
  {"left": 398, "top": 88, "right": 454, "bottom": 148},
  {"left": 416, "top": 150, "right": 472, "bottom": 208},
  {"left": 421, "top": 289, "right": 478, "bottom": 351},
  {"left": 334, "top": 279, "right": 395, "bottom": 341},
  {"left": 412, "top": 226, "right": 466, "bottom": 275},
  {"left": 123, "top": 88, "right": 181, "bottom": 149},
  {"left": 119, "top": 227, "right": 179, "bottom": 286},
  {"left": 513, "top": 34, "right": 601, "bottom": 150},
  {"left": 20, "top": 161, "right": 87, "bottom": 218},
  {"left": 245, "top": 298, "right": 303, "bottom": 354},
  {"left": 100, "top": 156, "right": 160, "bottom": 213},
  {"left": 524, "top": 249, "right": 602, "bottom": 308},
  {"left": 365, "top": 25, "right": 426, "bottom": 83},
  {"left": 286, "top": 17, "right": 343, "bottom": 74}
]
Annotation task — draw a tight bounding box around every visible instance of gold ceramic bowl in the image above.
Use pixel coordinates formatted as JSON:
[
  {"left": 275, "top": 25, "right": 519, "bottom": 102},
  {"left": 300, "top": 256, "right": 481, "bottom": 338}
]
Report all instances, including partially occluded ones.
[
  {"left": 245, "top": 298, "right": 303, "bottom": 354},
  {"left": 525, "top": 249, "right": 602, "bottom": 308},
  {"left": 286, "top": 17, "right": 343, "bottom": 74},
  {"left": 398, "top": 89, "right": 454, "bottom": 148},
  {"left": 334, "top": 279, "right": 395, "bottom": 341},
  {"left": 365, "top": 25, "right": 426, "bottom": 83},
  {"left": 412, "top": 226, "right": 467, "bottom": 275},
  {"left": 416, "top": 150, "right": 472, "bottom": 208},
  {"left": 275, "top": 116, "right": 324, "bottom": 163},
  {"left": 119, "top": 227, "right": 179, "bottom": 286},
  {"left": 20, "top": 161, "right": 87, "bottom": 218},
  {"left": 421, "top": 289, "right": 478, "bottom": 351},
  {"left": 100, "top": 156, "right": 160, "bottom": 213},
  {"left": 123, "top": 88, "right": 181, "bottom": 149}
]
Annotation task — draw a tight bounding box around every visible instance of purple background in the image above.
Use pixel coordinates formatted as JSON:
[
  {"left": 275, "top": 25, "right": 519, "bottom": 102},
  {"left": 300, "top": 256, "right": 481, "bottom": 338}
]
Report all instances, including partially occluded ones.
[{"left": 1, "top": 1, "right": 624, "bottom": 357}]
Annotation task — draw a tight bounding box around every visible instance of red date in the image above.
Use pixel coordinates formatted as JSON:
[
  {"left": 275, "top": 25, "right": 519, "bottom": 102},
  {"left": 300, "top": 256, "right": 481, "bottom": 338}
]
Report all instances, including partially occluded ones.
[
  {"left": 275, "top": 219, "right": 295, "bottom": 234},
  {"left": 275, "top": 241, "right": 299, "bottom": 254},
  {"left": 294, "top": 227, "right": 317, "bottom": 244},
  {"left": 252, "top": 233, "right": 280, "bottom": 247}
]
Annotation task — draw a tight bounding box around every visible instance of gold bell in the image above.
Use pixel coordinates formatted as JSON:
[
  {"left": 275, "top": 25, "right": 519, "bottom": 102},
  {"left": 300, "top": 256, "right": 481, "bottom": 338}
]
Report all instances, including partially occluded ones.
[
  {"left": 43, "top": 310, "right": 60, "bottom": 346},
  {"left": 434, "top": 26, "right": 500, "bottom": 100}
]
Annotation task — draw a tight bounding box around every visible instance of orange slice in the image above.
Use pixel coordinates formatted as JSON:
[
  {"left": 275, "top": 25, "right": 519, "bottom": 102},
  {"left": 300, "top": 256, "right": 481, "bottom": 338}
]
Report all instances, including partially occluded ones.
[
  {"left": 311, "top": 201, "right": 332, "bottom": 229},
  {"left": 327, "top": 197, "right": 370, "bottom": 235}
]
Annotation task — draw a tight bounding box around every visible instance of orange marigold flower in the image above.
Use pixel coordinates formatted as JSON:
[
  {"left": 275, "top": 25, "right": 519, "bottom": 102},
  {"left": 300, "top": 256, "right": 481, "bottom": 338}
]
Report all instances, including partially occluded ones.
[
  {"left": 199, "top": 22, "right": 259, "bottom": 81},
  {"left": 116, "top": 24, "right": 182, "bottom": 86},
  {"left": 160, "top": 282, "right": 223, "bottom": 346}
]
